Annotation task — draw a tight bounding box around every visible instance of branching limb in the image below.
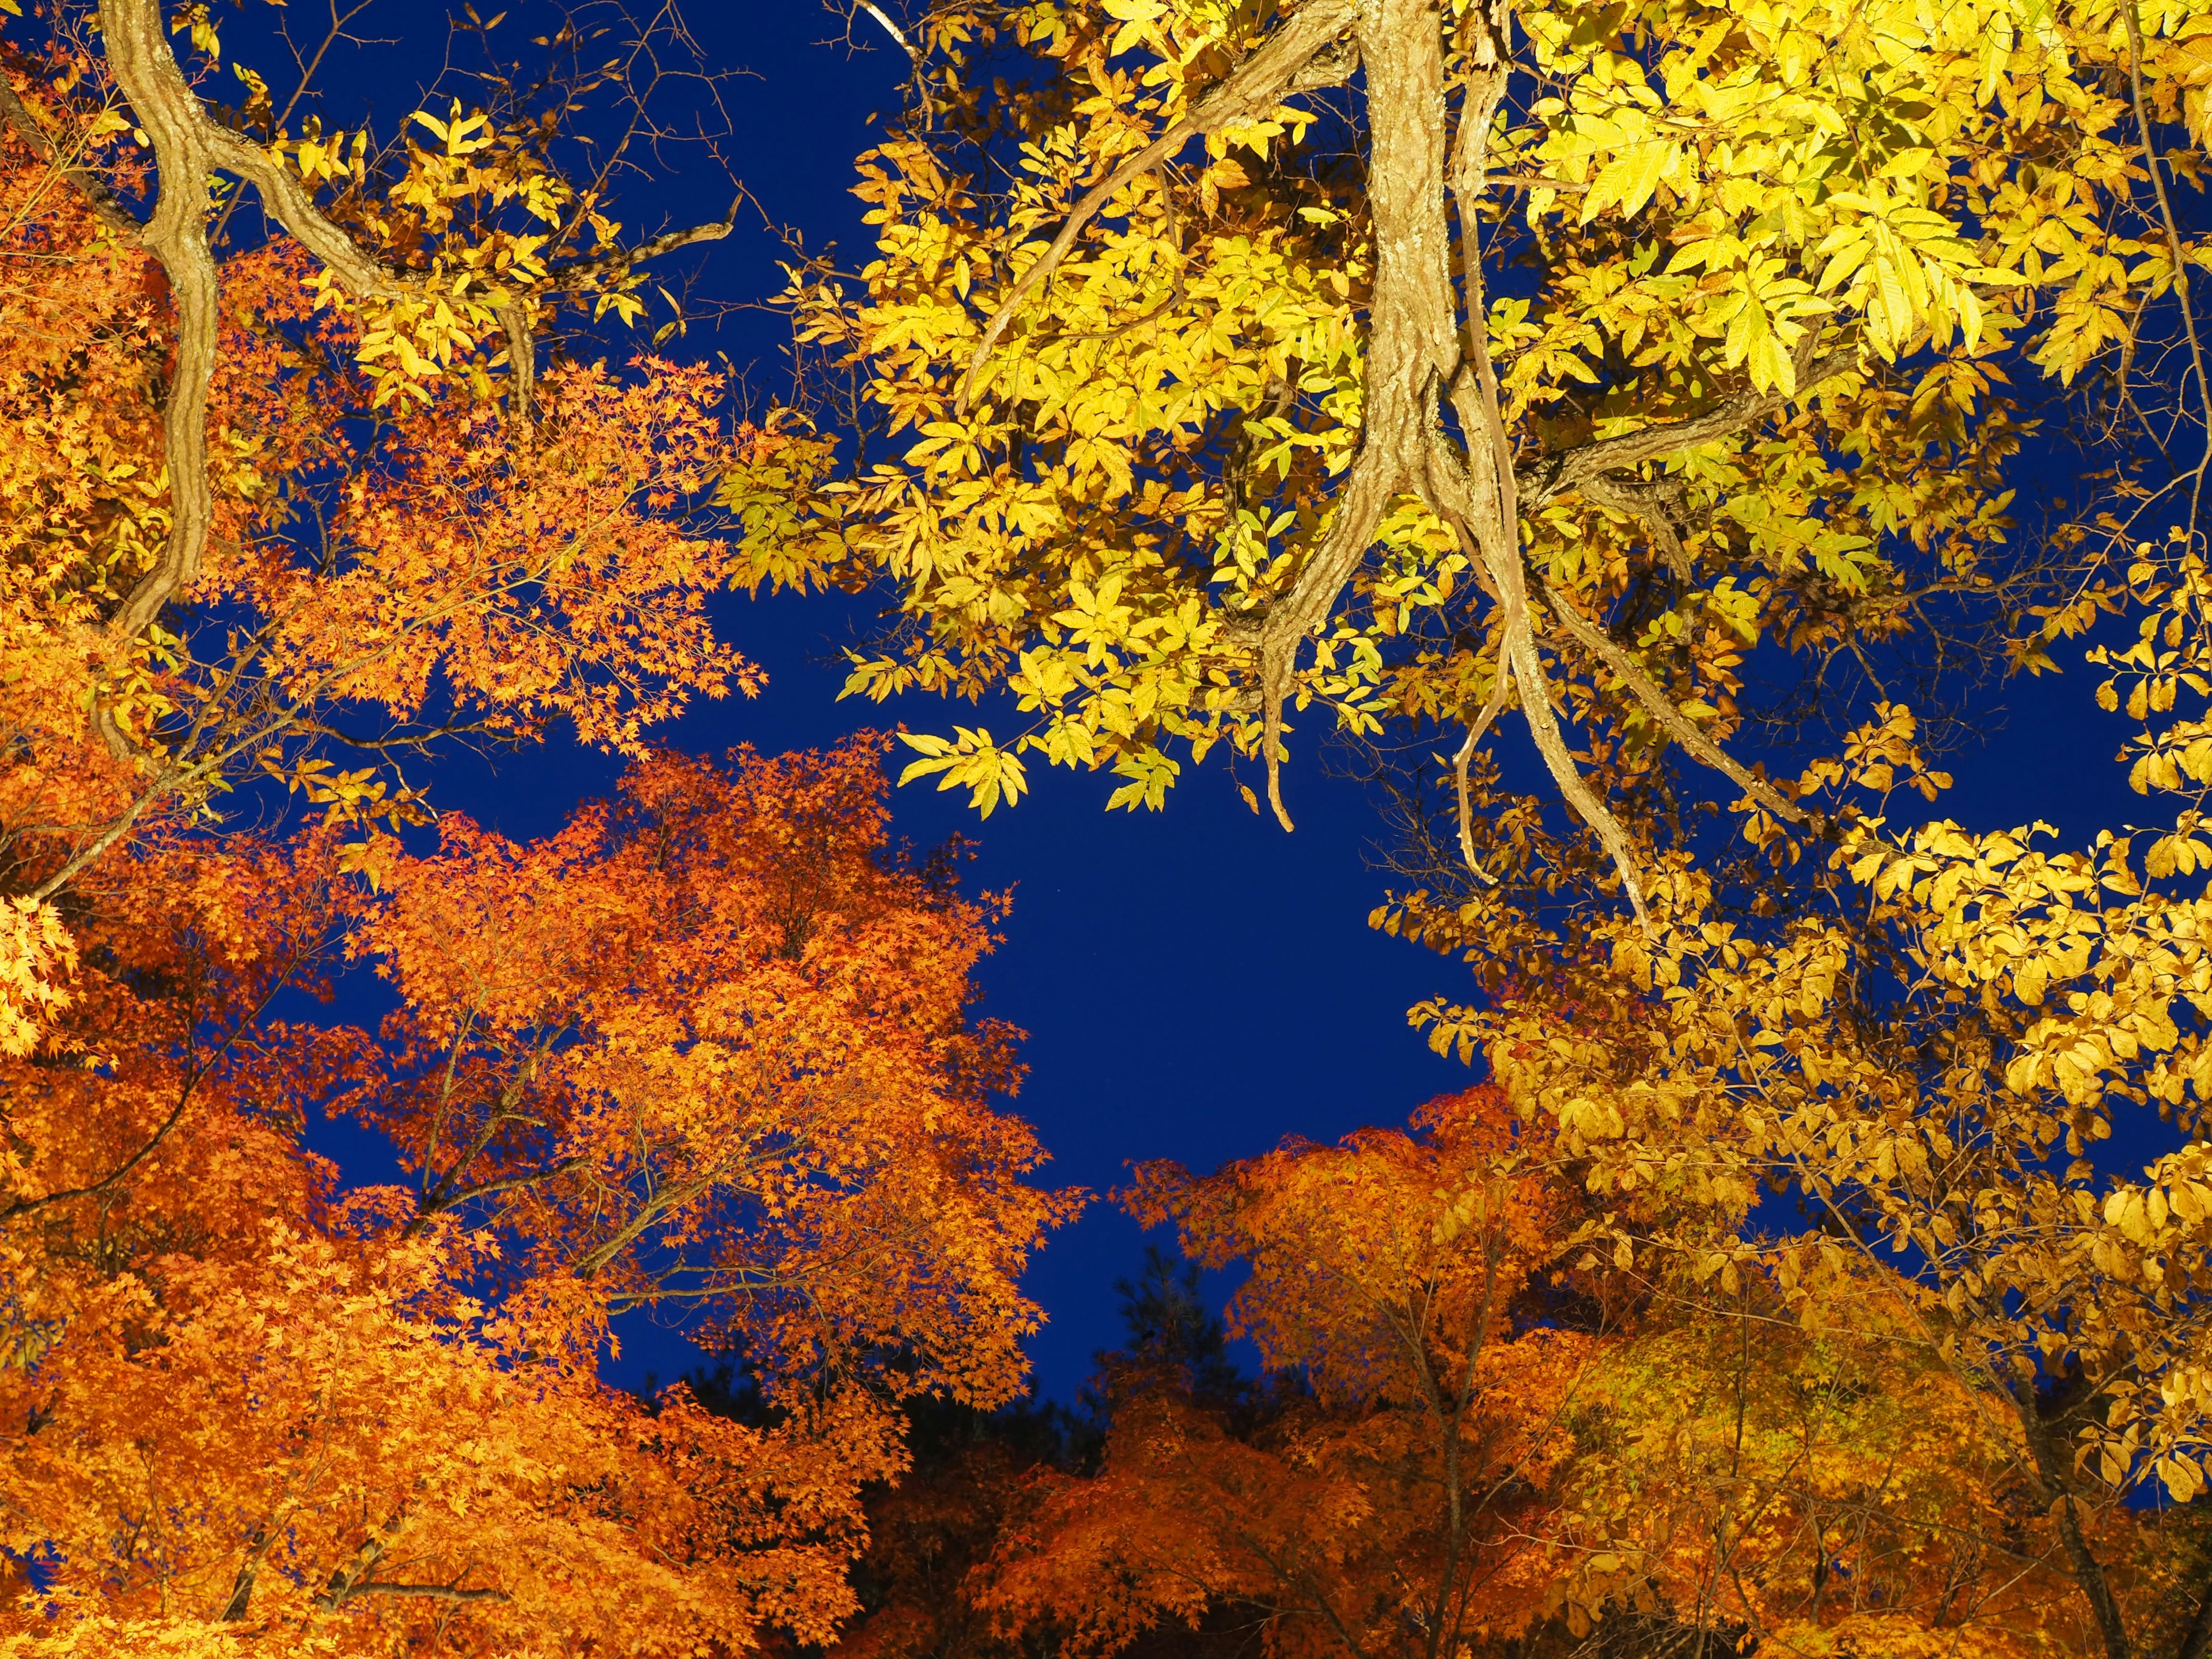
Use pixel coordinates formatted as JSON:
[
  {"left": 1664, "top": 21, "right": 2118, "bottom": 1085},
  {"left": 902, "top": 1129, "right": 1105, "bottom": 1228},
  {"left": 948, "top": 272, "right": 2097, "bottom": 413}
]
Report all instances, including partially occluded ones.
[
  {"left": 2122, "top": 0, "right": 2211, "bottom": 531},
  {"left": 425, "top": 1155, "right": 586, "bottom": 1215},
  {"left": 1537, "top": 578, "right": 1807, "bottom": 825},
  {"left": 1436, "top": 20, "right": 1544, "bottom": 884},
  {"left": 1245, "top": 0, "right": 1449, "bottom": 830},
  {"left": 1517, "top": 338, "right": 1854, "bottom": 510},
  {"left": 957, "top": 0, "right": 1358, "bottom": 411},
  {"left": 536, "top": 194, "right": 745, "bottom": 295},
  {"left": 1508, "top": 623, "right": 1650, "bottom": 925},
  {"left": 94, "top": 0, "right": 740, "bottom": 645},
  {"left": 313, "top": 1515, "right": 409, "bottom": 1611},
  {"left": 1578, "top": 471, "right": 1691, "bottom": 581},
  {"left": 2011, "top": 1378, "right": 2133, "bottom": 1659},
  {"left": 497, "top": 302, "right": 536, "bottom": 437},
  {"left": 2178, "top": 1580, "right": 2212, "bottom": 1659}
]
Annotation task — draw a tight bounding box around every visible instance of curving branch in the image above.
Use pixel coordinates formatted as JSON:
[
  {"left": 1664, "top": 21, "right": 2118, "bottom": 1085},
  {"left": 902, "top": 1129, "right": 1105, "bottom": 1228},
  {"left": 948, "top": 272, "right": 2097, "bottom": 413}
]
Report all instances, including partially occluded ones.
[
  {"left": 1515, "top": 338, "right": 1855, "bottom": 512},
  {"left": 93, "top": 0, "right": 741, "bottom": 643},
  {"left": 957, "top": 0, "right": 1358, "bottom": 411},
  {"left": 1244, "top": 0, "right": 1456, "bottom": 832},
  {"left": 1238, "top": 13, "right": 1851, "bottom": 925},
  {"left": 1241, "top": 0, "right": 1656, "bottom": 923},
  {"left": 99, "top": 0, "right": 220, "bottom": 639},
  {"left": 537, "top": 194, "right": 744, "bottom": 294}
]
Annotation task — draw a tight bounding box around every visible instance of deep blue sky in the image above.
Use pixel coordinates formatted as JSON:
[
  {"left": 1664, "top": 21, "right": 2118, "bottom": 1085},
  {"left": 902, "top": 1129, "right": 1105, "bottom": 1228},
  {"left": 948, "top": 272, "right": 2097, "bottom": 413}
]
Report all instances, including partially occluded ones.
[
  {"left": 274, "top": 0, "right": 2134, "bottom": 1403},
  {"left": 261, "top": 0, "right": 1471, "bottom": 1398}
]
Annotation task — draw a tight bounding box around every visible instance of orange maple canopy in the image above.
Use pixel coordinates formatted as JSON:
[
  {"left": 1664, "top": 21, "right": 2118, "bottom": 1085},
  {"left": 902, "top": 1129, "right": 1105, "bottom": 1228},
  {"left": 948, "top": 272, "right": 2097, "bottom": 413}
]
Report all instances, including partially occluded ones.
[{"left": 1, "top": 739, "right": 1083, "bottom": 1657}]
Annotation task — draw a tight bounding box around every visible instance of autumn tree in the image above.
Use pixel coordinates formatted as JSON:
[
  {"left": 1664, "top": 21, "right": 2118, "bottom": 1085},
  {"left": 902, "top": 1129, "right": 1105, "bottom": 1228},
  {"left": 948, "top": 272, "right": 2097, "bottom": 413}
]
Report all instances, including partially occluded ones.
[
  {"left": 756, "top": 0, "right": 2190, "bottom": 885},
  {"left": 748, "top": 2, "right": 2212, "bottom": 1650},
  {"left": 972, "top": 1086, "right": 1606, "bottom": 1659},
  {"left": 0, "top": 737, "right": 1079, "bottom": 1657},
  {"left": 905, "top": 1086, "right": 2185, "bottom": 1659},
  {"left": 823, "top": 1365, "right": 1097, "bottom": 1659},
  {"left": 828, "top": 1249, "right": 1241, "bottom": 1659},
  {"left": 0, "top": 0, "right": 817, "bottom": 1050}
]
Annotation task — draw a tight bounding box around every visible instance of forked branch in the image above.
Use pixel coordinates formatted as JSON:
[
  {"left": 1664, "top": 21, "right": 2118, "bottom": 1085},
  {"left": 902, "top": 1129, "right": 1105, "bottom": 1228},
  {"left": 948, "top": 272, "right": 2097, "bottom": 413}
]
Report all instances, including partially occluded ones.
[
  {"left": 94, "top": 0, "right": 740, "bottom": 641},
  {"left": 1537, "top": 579, "right": 1807, "bottom": 826}
]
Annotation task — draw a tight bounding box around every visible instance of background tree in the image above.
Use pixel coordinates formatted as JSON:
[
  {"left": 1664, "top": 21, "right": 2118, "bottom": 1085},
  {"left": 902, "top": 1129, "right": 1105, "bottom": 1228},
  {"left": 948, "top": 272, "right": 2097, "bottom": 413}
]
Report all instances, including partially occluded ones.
[
  {"left": 909, "top": 1088, "right": 2183, "bottom": 1659},
  {"left": 976, "top": 1085, "right": 1608, "bottom": 1659},
  {"left": 1, "top": 738, "right": 1080, "bottom": 1656}
]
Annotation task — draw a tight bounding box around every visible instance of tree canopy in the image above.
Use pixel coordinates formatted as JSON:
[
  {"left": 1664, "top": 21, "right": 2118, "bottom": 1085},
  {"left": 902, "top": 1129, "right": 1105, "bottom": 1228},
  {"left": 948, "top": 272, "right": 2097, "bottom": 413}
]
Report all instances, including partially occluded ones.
[{"left": 3, "top": 0, "right": 2212, "bottom": 1654}]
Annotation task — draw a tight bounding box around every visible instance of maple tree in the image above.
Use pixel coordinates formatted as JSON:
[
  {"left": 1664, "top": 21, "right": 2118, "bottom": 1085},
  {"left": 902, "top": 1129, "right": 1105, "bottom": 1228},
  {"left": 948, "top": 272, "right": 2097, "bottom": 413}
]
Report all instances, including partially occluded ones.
[
  {"left": 830, "top": 1089, "right": 2200, "bottom": 1659},
  {"left": 977, "top": 1086, "right": 1609, "bottom": 1659},
  {"left": 0, "top": 3, "right": 1107, "bottom": 1649},
  {"left": 0, "top": 0, "right": 794, "bottom": 1050},
  {"left": 2, "top": 737, "right": 1077, "bottom": 1656}
]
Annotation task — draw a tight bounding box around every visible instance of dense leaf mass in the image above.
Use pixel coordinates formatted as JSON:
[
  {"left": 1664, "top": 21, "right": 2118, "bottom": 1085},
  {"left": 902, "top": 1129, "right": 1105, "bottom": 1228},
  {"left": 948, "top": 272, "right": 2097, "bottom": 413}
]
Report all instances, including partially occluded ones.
[{"left": 5, "top": 0, "right": 2212, "bottom": 1655}]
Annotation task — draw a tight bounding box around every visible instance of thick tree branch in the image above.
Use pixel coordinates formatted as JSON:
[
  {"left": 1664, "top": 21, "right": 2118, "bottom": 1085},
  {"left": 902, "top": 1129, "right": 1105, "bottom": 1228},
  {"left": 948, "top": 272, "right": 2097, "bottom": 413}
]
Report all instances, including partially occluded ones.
[
  {"left": 2177, "top": 1581, "right": 2212, "bottom": 1659},
  {"left": 957, "top": 0, "right": 1358, "bottom": 411},
  {"left": 94, "top": 0, "right": 737, "bottom": 646},
  {"left": 313, "top": 1515, "right": 409, "bottom": 1611},
  {"left": 99, "top": 0, "right": 219, "bottom": 639},
  {"left": 1436, "top": 19, "right": 1548, "bottom": 884},
  {"left": 2012, "top": 1378, "right": 2133, "bottom": 1659},
  {"left": 1516, "top": 341, "right": 1855, "bottom": 510},
  {"left": 1245, "top": 0, "right": 1452, "bottom": 832}
]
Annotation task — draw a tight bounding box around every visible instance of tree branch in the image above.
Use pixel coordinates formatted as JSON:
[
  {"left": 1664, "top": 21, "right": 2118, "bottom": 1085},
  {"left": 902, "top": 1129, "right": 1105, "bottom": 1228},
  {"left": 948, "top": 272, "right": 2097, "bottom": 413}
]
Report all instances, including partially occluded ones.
[
  {"left": 99, "top": 0, "right": 219, "bottom": 639},
  {"left": 313, "top": 1514, "right": 409, "bottom": 1611},
  {"left": 2012, "top": 1377, "right": 2133, "bottom": 1659},
  {"left": 93, "top": 0, "right": 740, "bottom": 645},
  {"left": 957, "top": 0, "right": 1358, "bottom": 411},
  {"left": 2178, "top": 1580, "right": 2212, "bottom": 1659},
  {"left": 1578, "top": 470, "right": 1691, "bottom": 581},
  {"left": 1537, "top": 579, "right": 1808, "bottom": 825},
  {"left": 1516, "top": 342, "right": 1855, "bottom": 510}
]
